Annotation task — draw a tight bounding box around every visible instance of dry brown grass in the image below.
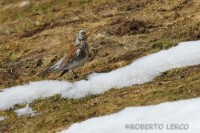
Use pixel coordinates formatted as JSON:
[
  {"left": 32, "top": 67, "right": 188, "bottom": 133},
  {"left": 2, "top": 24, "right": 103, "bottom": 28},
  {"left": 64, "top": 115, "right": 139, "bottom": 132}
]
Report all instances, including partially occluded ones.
[{"left": 0, "top": 0, "right": 200, "bottom": 132}]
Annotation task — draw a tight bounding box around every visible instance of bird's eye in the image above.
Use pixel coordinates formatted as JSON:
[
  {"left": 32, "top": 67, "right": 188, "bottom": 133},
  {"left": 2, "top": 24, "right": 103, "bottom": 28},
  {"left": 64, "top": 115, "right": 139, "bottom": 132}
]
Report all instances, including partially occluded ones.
[{"left": 81, "top": 32, "right": 86, "bottom": 35}]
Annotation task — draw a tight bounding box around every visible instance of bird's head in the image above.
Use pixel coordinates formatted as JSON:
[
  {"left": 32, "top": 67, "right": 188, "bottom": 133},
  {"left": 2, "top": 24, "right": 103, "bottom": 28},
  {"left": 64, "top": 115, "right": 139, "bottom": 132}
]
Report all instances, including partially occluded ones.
[
  {"left": 75, "top": 30, "right": 90, "bottom": 46},
  {"left": 77, "top": 30, "right": 87, "bottom": 41}
]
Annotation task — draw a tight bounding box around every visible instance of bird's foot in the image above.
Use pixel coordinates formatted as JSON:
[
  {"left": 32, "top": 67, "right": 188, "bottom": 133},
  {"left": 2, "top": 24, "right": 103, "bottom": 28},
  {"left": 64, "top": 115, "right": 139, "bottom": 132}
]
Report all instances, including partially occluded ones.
[
  {"left": 71, "top": 74, "right": 78, "bottom": 80},
  {"left": 71, "top": 70, "right": 78, "bottom": 80}
]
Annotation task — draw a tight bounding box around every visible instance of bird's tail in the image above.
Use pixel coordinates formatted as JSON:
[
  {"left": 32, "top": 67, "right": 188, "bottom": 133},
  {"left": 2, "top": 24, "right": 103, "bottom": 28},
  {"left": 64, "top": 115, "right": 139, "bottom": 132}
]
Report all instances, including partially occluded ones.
[
  {"left": 38, "top": 66, "right": 57, "bottom": 77},
  {"left": 38, "top": 68, "right": 51, "bottom": 77}
]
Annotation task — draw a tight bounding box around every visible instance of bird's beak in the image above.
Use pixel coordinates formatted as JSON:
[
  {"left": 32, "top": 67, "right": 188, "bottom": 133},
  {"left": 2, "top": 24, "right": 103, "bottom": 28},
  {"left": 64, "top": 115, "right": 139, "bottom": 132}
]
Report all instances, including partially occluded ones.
[{"left": 86, "top": 32, "right": 91, "bottom": 39}]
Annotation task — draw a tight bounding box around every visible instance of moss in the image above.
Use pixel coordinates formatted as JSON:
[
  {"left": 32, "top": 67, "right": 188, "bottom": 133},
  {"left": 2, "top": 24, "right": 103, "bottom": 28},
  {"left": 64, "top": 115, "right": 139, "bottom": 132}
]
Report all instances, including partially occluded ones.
[
  {"left": 79, "top": 0, "right": 88, "bottom": 5},
  {"left": 152, "top": 39, "right": 174, "bottom": 50}
]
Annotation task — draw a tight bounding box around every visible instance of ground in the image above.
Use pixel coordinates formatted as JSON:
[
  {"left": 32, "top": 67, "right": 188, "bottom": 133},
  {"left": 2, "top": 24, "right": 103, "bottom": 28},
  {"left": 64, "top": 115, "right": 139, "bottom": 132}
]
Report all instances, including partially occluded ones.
[{"left": 0, "top": 0, "right": 200, "bottom": 132}]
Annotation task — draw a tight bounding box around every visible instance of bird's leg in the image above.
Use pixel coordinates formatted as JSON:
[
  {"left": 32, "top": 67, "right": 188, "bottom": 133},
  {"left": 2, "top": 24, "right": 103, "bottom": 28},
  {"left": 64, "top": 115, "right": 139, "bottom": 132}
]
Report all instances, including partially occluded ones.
[
  {"left": 71, "top": 70, "right": 78, "bottom": 79},
  {"left": 59, "top": 70, "right": 69, "bottom": 77}
]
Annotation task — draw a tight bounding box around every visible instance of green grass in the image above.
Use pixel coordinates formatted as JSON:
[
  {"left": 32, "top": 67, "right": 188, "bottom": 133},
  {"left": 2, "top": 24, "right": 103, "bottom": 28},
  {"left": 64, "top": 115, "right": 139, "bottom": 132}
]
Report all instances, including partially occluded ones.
[{"left": 152, "top": 38, "right": 174, "bottom": 50}]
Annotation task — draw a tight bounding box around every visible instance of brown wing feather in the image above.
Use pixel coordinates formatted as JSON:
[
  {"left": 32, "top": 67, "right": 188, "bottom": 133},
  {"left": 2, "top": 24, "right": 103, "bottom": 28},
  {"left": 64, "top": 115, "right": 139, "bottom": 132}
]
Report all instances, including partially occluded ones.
[{"left": 59, "top": 45, "right": 79, "bottom": 69}]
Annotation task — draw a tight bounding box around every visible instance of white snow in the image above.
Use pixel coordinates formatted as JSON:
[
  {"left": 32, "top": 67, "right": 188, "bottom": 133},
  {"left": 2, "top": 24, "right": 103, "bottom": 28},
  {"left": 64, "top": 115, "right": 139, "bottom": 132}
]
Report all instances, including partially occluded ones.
[
  {"left": 59, "top": 98, "right": 200, "bottom": 133},
  {"left": 0, "top": 116, "right": 6, "bottom": 121},
  {"left": 0, "top": 40, "right": 200, "bottom": 110},
  {"left": 0, "top": 81, "right": 72, "bottom": 110},
  {"left": 14, "top": 104, "right": 36, "bottom": 117}
]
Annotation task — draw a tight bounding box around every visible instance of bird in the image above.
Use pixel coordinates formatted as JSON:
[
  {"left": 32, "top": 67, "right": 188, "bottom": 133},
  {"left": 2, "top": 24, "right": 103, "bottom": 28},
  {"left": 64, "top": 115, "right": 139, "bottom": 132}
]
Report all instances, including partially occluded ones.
[{"left": 38, "top": 30, "right": 89, "bottom": 78}]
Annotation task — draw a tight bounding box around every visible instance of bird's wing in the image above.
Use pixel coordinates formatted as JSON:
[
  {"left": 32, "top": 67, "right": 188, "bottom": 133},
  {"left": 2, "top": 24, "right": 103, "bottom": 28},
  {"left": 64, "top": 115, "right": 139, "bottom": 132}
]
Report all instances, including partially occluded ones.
[
  {"left": 59, "top": 45, "right": 80, "bottom": 69},
  {"left": 38, "top": 51, "right": 71, "bottom": 77}
]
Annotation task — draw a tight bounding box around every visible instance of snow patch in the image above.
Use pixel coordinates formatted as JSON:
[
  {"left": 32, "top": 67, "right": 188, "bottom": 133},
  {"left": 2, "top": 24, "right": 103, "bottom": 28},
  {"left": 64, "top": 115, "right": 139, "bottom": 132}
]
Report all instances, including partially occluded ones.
[
  {"left": 59, "top": 98, "right": 200, "bottom": 133},
  {"left": 14, "top": 104, "right": 36, "bottom": 117},
  {"left": 0, "top": 116, "right": 6, "bottom": 121},
  {"left": 0, "top": 40, "right": 200, "bottom": 110},
  {"left": 0, "top": 80, "right": 72, "bottom": 110},
  {"left": 62, "top": 40, "right": 200, "bottom": 98}
]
